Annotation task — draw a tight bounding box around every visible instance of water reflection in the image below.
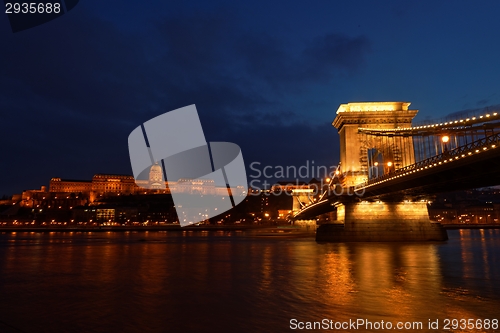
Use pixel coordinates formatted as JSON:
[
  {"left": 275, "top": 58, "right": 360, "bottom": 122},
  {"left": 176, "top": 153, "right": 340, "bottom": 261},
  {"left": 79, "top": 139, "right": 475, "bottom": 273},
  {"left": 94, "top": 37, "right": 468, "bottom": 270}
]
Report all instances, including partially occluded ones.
[
  {"left": 0, "top": 231, "right": 498, "bottom": 332},
  {"left": 441, "top": 229, "right": 500, "bottom": 295},
  {"left": 310, "top": 243, "right": 445, "bottom": 326}
]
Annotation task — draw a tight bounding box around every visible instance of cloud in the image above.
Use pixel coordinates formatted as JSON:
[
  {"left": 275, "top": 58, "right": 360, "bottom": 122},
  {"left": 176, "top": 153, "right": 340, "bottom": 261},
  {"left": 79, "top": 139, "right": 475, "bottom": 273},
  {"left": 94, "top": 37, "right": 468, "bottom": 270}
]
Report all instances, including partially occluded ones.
[
  {"left": 302, "top": 34, "right": 371, "bottom": 80},
  {"left": 230, "top": 30, "right": 371, "bottom": 91},
  {"left": 441, "top": 104, "right": 500, "bottom": 122}
]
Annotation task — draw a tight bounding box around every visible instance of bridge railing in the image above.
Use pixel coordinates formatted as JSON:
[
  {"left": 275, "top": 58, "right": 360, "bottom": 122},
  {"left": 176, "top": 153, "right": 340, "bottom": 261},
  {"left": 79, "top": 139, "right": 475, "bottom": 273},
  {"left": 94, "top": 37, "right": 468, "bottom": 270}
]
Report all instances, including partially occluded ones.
[
  {"left": 413, "top": 106, "right": 500, "bottom": 127},
  {"left": 359, "top": 132, "right": 500, "bottom": 189}
]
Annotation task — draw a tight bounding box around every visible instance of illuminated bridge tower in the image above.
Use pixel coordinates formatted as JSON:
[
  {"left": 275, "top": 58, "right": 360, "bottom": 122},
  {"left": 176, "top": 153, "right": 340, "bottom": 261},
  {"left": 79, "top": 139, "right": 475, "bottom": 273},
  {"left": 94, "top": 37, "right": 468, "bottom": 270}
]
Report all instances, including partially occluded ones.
[
  {"left": 332, "top": 102, "right": 417, "bottom": 187},
  {"left": 317, "top": 101, "right": 448, "bottom": 242}
]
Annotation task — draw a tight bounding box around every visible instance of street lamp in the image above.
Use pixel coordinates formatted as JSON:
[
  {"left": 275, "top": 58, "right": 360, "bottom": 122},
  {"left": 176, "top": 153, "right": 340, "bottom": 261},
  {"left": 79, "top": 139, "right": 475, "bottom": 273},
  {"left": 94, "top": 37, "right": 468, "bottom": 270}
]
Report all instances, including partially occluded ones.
[
  {"left": 384, "top": 161, "right": 394, "bottom": 175},
  {"left": 442, "top": 135, "right": 450, "bottom": 153}
]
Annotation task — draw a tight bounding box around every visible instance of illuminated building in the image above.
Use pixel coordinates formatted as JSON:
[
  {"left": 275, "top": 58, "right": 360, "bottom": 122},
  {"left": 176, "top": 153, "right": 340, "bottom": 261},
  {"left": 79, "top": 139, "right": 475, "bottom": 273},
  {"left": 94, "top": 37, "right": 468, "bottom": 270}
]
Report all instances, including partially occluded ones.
[
  {"left": 40, "top": 164, "right": 245, "bottom": 202},
  {"left": 8, "top": 163, "right": 248, "bottom": 224}
]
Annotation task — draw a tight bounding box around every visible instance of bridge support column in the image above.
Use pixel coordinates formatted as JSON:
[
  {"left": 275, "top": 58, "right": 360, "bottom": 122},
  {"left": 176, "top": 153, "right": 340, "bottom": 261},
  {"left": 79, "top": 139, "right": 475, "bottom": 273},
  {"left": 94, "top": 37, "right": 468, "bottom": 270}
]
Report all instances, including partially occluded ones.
[
  {"left": 294, "top": 220, "right": 317, "bottom": 232},
  {"left": 316, "top": 201, "right": 447, "bottom": 242},
  {"left": 291, "top": 189, "right": 317, "bottom": 232}
]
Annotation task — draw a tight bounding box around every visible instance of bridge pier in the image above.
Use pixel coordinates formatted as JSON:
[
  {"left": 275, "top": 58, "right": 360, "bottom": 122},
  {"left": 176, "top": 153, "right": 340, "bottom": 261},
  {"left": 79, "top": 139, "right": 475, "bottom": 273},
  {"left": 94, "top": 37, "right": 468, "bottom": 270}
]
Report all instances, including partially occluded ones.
[
  {"left": 316, "top": 201, "right": 447, "bottom": 242},
  {"left": 291, "top": 189, "right": 317, "bottom": 232}
]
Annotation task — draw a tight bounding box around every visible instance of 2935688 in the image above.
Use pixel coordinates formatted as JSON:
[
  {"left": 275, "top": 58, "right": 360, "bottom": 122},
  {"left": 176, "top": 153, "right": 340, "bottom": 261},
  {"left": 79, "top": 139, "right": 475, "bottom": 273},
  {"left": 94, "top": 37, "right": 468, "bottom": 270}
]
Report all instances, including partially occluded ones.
[
  {"left": 443, "top": 318, "right": 498, "bottom": 330},
  {"left": 5, "top": 2, "right": 61, "bottom": 14}
]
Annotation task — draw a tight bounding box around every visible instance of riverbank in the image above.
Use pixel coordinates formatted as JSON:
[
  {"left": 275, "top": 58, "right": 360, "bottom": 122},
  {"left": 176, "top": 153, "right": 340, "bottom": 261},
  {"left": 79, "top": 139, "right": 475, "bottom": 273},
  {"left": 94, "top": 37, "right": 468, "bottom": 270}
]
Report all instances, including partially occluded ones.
[
  {"left": 0, "top": 225, "right": 274, "bottom": 232},
  {"left": 1, "top": 224, "right": 499, "bottom": 233},
  {"left": 442, "top": 224, "right": 500, "bottom": 229}
]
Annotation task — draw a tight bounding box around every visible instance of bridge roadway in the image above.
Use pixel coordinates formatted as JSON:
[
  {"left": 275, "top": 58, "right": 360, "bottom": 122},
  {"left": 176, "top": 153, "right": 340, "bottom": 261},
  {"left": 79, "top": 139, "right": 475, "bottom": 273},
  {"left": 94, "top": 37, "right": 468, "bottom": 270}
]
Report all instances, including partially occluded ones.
[{"left": 294, "top": 132, "right": 500, "bottom": 220}]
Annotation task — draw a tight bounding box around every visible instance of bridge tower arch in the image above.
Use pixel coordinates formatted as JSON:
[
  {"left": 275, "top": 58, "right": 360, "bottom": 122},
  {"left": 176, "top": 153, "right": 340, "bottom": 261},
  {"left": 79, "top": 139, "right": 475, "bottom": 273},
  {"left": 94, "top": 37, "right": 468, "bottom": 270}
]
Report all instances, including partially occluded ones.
[{"left": 332, "top": 102, "right": 418, "bottom": 187}]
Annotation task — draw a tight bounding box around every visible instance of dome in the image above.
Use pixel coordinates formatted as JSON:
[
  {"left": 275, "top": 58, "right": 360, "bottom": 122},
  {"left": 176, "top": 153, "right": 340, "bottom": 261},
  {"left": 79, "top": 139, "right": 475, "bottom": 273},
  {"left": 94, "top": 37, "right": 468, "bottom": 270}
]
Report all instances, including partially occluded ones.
[
  {"left": 150, "top": 162, "right": 162, "bottom": 173},
  {"left": 149, "top": 162, "right": 164, "bottom": 186}
]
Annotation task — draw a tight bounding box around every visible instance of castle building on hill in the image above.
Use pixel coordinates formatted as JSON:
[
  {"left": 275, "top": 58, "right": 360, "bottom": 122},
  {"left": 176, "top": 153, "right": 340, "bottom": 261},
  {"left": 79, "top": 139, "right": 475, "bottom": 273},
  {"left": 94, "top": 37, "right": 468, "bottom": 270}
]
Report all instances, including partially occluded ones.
[{"left": 19, "top": 164, "right": 246, "bottom": 209}]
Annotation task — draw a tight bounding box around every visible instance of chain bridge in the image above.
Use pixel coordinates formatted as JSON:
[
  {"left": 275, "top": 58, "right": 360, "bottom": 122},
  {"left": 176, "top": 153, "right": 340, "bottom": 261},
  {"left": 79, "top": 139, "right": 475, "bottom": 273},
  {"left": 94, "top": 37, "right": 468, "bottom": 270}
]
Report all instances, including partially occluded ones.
[{"left": 294, "top": 102, "right": 500, "bottom": 241}]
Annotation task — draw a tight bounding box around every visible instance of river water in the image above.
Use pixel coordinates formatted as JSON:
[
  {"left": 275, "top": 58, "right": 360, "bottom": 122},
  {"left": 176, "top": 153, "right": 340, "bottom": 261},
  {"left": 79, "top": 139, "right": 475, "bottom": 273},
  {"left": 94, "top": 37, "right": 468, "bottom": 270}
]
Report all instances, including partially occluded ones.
[{"left": 0, "top": 229, "right": 499, "bottom": 332}]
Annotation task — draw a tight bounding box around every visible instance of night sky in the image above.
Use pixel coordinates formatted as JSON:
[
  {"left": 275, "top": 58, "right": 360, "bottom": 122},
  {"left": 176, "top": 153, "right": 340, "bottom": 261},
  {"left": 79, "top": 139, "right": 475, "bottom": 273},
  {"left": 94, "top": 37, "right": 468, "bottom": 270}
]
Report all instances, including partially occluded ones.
[{"left": 1, "top": 1, "right": 500, "bottom": 195}]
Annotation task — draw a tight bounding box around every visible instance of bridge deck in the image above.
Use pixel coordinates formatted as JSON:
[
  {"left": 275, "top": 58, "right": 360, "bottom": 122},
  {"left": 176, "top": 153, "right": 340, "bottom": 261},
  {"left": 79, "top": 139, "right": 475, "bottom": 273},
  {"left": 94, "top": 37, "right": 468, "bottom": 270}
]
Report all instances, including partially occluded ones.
[{"left": 295, "top": 132, "right": 500, "bottom": 220}]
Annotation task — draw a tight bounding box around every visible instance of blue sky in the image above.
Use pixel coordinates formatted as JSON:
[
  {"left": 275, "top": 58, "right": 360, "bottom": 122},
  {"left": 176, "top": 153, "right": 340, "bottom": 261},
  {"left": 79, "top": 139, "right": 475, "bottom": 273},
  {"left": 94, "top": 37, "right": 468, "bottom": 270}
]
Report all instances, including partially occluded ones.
[{"left": 1, "top": 0, "right": 500, "bottom": 195}]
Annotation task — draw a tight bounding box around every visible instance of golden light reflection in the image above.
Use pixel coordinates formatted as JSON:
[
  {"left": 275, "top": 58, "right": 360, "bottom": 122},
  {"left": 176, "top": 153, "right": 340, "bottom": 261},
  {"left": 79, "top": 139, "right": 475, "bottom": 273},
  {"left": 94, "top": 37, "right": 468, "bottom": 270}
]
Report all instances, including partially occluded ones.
[
  {"left": 315, "top": 243, "right": 444, "bottom": 323},
  {"left": 259, "top": 246, "right": 273, "bottom": 290},
  {"left": 459, "top": 229, "right": 474, "bottom": 278},
  {"left": 320, "top": 245, "right": 355, "bottom": 306}
]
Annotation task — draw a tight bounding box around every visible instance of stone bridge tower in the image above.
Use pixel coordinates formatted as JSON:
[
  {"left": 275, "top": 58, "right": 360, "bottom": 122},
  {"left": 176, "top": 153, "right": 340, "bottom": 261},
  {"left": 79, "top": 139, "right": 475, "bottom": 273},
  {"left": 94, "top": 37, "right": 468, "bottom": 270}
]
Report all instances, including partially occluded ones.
[{"left": 332, "top": 102, "right": 418, "bottom": 187}]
